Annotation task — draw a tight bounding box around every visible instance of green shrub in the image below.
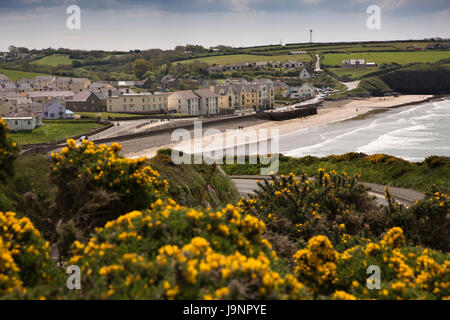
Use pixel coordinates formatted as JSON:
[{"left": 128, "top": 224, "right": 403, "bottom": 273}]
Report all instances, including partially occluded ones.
[{"left": 0, "top": 118, "right": 19, "bottom": 179}]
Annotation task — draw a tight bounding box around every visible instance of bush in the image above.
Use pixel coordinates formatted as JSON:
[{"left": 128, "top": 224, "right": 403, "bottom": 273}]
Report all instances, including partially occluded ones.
[
  {"left": 47, "top": 140, "right": 168, "bottom": 257},
  {"left": 386, "top": 189, "right": 450, "bottom": 251},
  {"left": 237, "top": 171, "right": 385, "bottom": 250},
  {"left": 63, "top": 200, "right": 311, "bottom": 300},
  {"left": 0, "top": 211, "right": 64, "bottom": 298},
  {"left": 425, "top": 156, "right": 450, "bottom": 169},
  {"left": 0, "top": 118, "right": 19, "bottom": 179}
]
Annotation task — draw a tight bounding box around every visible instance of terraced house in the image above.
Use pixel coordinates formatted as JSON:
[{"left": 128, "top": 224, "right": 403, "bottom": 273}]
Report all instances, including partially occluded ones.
[
  {"left": 107, "top": 92, "right": 169, "bottom": 113},
  {"left": 211, "top": 82, "right": 275, "bottom": 112},
  {"left": 168, "top": 89, "right": 219, "bottom": 116},
  {"left": 168, "top": 90, "right": 201, "bottom": 116}
]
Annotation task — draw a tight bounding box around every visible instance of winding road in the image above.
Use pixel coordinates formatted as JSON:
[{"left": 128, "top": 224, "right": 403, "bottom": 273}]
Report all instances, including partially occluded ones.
[{"left": 315, "top": 54, "right": 360, "bottom": 91}]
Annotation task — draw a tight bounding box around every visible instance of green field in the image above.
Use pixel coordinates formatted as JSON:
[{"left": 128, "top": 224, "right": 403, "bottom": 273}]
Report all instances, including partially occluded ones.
[
  {"left": 31, "top": 54, "right": 73, "bottom": 66},
  {"left": 179, "top": 54, "right": 312, "bottom": 65},
  {"left": 0, "top": 68, "right": 51, "bottom": 81},
  {"left": 11, "top": 120, "right": 104, "bottom": 145},
  {"left": 327, "top": 67, "right": 381, "bottom": 80},
  {"left": 322, "top": 51, "right": 450, "bottom": 67},
  {"left": 245, "top": 41, "right": 450, "bottom": 55}
]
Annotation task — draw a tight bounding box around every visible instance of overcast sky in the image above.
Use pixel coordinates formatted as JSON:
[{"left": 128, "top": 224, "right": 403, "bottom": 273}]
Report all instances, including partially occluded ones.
[{"left": 0, "top": 0, "right": 449, "bottom": 51}]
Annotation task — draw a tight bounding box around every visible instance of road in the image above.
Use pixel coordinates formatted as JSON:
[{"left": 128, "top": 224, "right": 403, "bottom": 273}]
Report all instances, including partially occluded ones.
[
  {"left": 232, "top": 177, "right": 425, "bottom": 207},
  {"left": 315, "top": 54, "right": 359, "bottom": 91},
  {"left": 89, "top": 119, "right": 158, "bottom": 140},
  {"left": 342, "top": 80, "right": 361, "bottom": 91}
]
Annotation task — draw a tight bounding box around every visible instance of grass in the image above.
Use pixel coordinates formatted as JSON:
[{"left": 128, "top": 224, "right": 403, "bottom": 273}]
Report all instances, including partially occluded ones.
[
  {"left": 179, "top": 54, "right": 312, "bottom": 65},
  {"left": 31, "top": 54, "right": 73, "bottom": 66},
  {"left": 10, "top": 120, "right": 104, "bottom": 145},
  {"left": 322, "top": 51, "right": 450, "bottom": 67},
  {"left": 221, "top": 154, "right": 450, "bottom": 194},
  {"left": 0, "top": 68, "right": 51, "bottom": 81},
  {"left": 327, "top": 67, "right": 381, "bottom": 81}
]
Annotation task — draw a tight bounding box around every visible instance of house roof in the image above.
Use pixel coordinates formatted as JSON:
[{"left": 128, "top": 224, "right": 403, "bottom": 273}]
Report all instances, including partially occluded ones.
[
  {"left": 0, "top": 74, "right": 9, "bottom": 81},
  {"left": 26, "top": 91, "right": 75, "bottom": 98},
  {"left": 194, "top": 88, "right": 218, "bottom": 98},
  {"left": 54, "top": 77, "right": 71, "bottom": 84},
  {"left": 35, "top": 76, "right": 54, "bottom": 82},
  {"left": 6, "top": 106, "right": 36, "bottom": 118},
  {"left": 170, "top": 90, "right": 199, "bottom": 100},
  {"left": 300, "top": 83, "right": 315, "bottom": 90},
  {"left": 72, "top": 78, "right": 89, "bottom": 84},
  {"left": 70, "top": 91, "right": 92, "bottom": 101}
]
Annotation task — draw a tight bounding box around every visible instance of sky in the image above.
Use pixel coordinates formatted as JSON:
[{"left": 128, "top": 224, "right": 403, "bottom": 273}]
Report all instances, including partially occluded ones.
[{"left": 0, "top": 0, "right": 449, "bottom": 51}]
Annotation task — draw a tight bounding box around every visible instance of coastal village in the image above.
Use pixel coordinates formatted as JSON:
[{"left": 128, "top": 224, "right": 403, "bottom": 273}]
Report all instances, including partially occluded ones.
[
  {"left": 0, "top": 59, "right": 320, "bottom": 132},
  {"left": 0, "top": 0, "right": 449, "bottom": 303}
]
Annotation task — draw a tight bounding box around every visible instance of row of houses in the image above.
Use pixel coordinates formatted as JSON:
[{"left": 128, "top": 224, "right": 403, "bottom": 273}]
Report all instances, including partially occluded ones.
[
  {"left": 0, "top": 98, "right": 78, "bottom": 131},
  {"left": 208, "top": 60, "right": 306, "bottom": 73},
  {"left": 0, "top": 75, "right": 91, "bottom": 93},
  {"left": 104, "top": 80, "right": 278, "bottom": 116}
]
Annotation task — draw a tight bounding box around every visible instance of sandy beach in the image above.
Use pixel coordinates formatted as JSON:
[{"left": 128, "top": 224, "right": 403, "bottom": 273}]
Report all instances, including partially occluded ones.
[{"left": 123, "top": 95, "right": 434, "bottom": 159}]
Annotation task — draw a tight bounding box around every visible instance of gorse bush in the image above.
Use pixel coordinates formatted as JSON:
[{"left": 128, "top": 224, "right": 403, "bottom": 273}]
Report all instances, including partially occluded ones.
[
  {"left": 297, "top": 228, "right": 450, "bottom": 299},
  {"left": 47, "top": 139, "right": 168, "bottom": 257},
  {"left": 66, "top": 200, "right": 311, "bottom": 300},
  {"left": 0, "top": 137, "right": 449, "bottom": 300},
  {"left": 237, "top": 171, "right": 385, "bottom": 250},
  {"left": 0, "top": 118, "right": 18, "bottom": 179},
  {"left": 0, "top": 211, "right": 64, "bottom": 298},
  {"left": 385, "top": 189, "right": 450, "bottom": 252}
]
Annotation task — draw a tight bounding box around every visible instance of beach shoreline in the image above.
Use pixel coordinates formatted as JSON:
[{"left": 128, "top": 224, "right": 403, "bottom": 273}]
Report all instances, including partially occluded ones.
[{"left": 123, "top": 94, "right": 441, "bottom": 159}]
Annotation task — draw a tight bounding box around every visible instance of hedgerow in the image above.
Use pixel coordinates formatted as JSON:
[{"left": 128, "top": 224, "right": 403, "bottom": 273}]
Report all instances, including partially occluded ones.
[{"left": 0, "top": 118, "right": 18, "bottom": 179}]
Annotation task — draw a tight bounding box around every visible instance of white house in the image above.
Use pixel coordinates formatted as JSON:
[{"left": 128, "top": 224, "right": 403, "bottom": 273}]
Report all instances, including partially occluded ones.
[
  {"left": 299, "top": 68, "right": 312, "bottom": 80},
  {"left": 2, "top": 117, "right": 40, "bottom": 131},
  {"left": 342, "top": 59, "right": 366, "bottom": 68},
  {"left": 3, "top": 107, "right": 42, "bottom": 131},
  {"left": 298, "top": 83, "right": 316, "bottom": 98},
  {"left": 43, "top": 100, "right": 66, "bottom": 119}
]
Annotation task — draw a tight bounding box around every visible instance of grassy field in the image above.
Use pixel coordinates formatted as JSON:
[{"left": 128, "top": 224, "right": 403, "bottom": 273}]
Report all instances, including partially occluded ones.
[
  {"left": 11, "top": 120, "right": 104, "bottom": 145},
  {"left": 322, "top": 51, "right": 450, "bottom": 67},
  {"left": 327, "top": 67, "right": 381, "bottom": 80},
  {"left": 31, "top": 54, "right": 73, "bottom": 66},
  {"left": 0, "top": 68, "right": 51, "bottom": 81},
  {"left": 179, "top": 54, "right": 312, "bottom": 65},
  {"left": 244, "top": 41, "right": 450, "bottom": 55}
]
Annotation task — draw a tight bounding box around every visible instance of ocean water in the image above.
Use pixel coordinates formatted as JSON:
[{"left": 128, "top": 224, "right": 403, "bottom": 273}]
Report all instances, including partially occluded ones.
[{"left": 281, "top": 99, "right": 450, "bottom": 162}]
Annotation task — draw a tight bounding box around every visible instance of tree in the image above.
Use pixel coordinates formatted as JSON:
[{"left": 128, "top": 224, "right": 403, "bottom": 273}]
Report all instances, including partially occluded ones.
[{"left": 133, "top": 59, "right": 151, "bottom": 80}]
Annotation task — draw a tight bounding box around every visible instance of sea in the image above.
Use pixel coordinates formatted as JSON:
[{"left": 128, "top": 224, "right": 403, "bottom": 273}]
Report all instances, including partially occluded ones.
[{"left": 281, "top": 98, "right": 450, "bottom": 162}]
